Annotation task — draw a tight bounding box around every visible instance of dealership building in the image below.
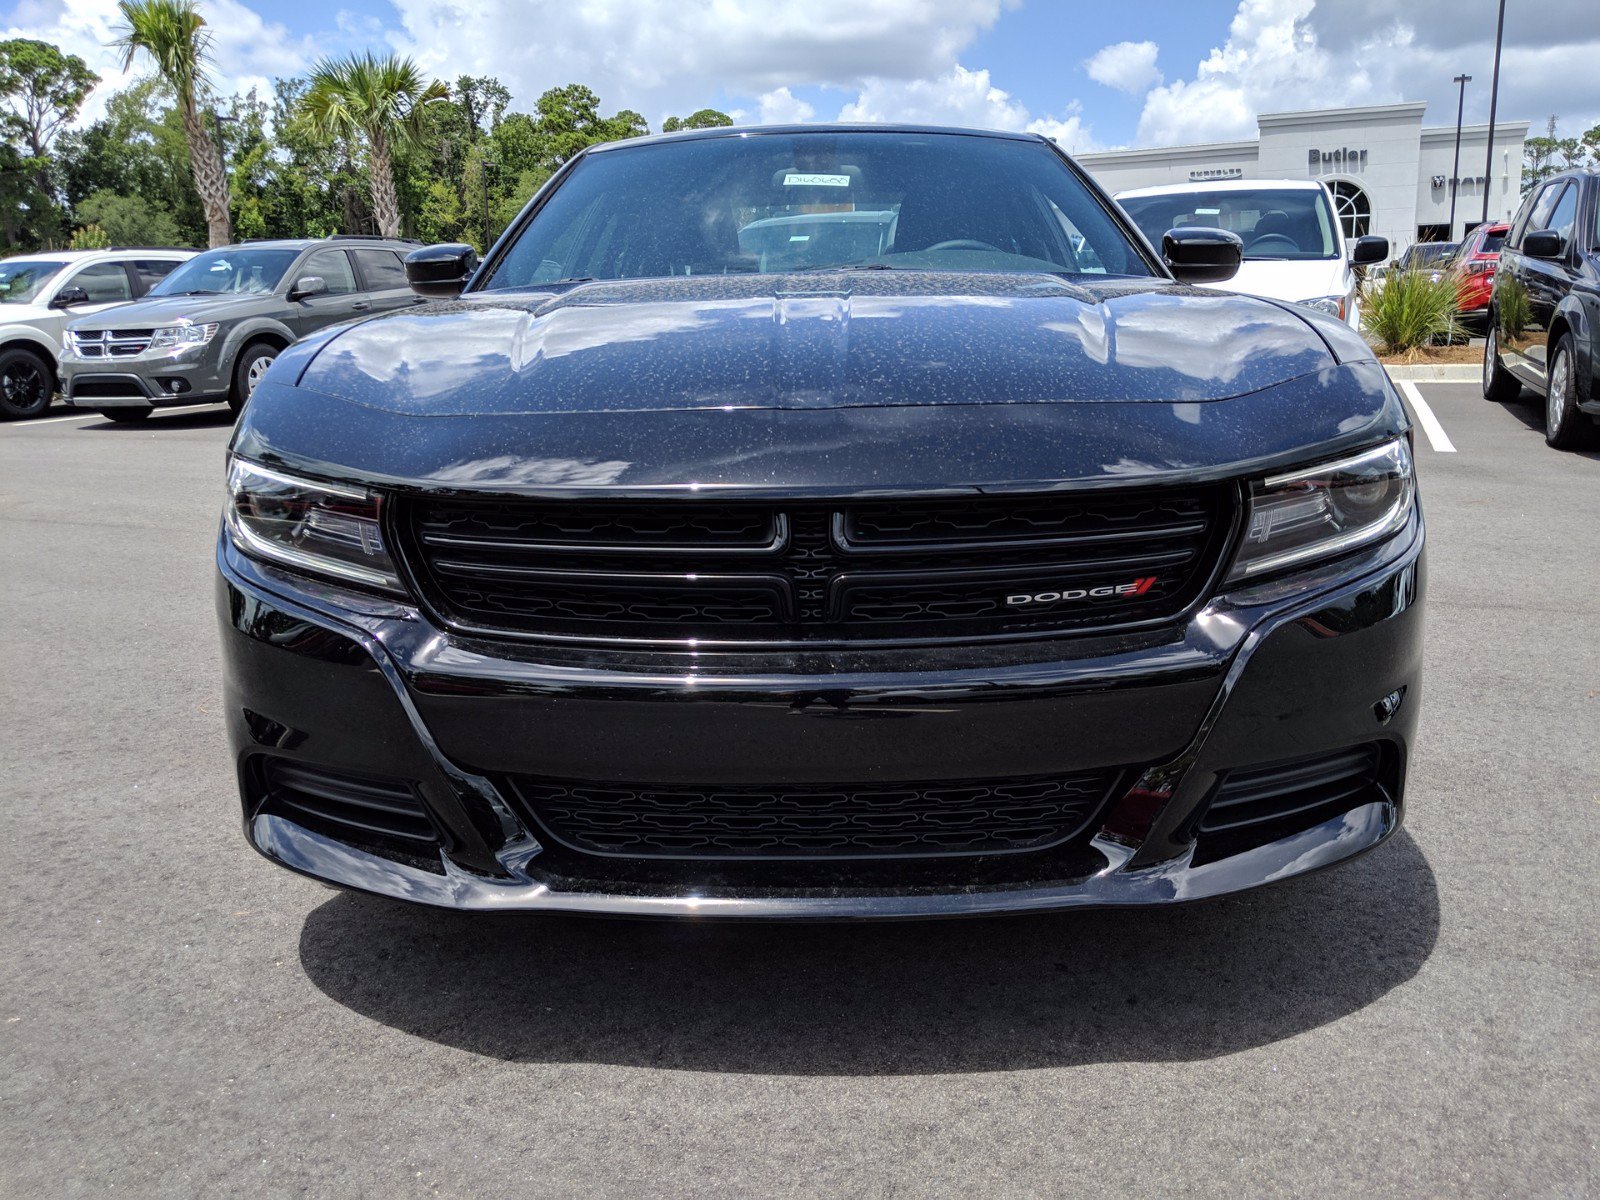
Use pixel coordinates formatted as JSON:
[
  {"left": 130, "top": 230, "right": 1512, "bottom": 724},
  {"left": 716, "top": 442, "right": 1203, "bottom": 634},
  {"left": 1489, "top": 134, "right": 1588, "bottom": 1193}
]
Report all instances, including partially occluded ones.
[{"left": 1078, "top": 101, "right": 1529, "bottom": 256}]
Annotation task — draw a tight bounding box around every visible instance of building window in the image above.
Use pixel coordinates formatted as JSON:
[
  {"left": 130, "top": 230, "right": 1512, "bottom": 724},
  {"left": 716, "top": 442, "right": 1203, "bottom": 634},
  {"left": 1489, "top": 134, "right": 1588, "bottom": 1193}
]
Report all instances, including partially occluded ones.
[{"left": 1330, "top": 180, "right": 1371, "bottom": 239}]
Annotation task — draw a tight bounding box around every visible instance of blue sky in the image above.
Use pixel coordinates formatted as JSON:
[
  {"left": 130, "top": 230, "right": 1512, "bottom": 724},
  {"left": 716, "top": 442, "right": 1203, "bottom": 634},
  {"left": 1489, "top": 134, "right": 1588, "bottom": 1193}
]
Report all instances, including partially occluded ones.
[{"left": 7, "top": 0, "right": 1598, "bottom": 149}]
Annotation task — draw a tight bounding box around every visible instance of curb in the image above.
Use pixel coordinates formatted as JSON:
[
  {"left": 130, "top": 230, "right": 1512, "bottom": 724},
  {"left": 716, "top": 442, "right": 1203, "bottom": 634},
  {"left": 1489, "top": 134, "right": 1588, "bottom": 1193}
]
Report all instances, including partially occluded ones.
[{"left": 1381, "top": 364, "right": 1479, "bottom": 382}]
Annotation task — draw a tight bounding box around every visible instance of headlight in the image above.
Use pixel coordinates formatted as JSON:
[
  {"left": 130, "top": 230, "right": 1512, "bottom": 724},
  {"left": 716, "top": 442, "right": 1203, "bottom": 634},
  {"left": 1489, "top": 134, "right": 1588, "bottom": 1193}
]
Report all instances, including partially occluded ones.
[
  {"left": 1226, "top": 438, "right": 1415, "bottom": 582},
  {"left": 1296, "top": 295, "right": 1346, "bottom": 320},
  {"left": 149, "top": 322, "right": 219, "bottom": 350},
  {"left": 224, "top": 458, "right": 404, "bottom": 594}
]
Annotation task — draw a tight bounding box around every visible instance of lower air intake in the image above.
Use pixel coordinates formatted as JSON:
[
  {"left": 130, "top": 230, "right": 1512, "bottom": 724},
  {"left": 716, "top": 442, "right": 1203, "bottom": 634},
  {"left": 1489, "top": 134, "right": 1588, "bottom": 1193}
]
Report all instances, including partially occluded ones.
[
  {"left": 1195, "top": 743, "right": 1390, "bottom": 863},
  {"left": 505, "top": 770, "right": 1121, "bottom": 860},
  {"left": 256, "top": 759, "right": 437, "bottom": 852}
]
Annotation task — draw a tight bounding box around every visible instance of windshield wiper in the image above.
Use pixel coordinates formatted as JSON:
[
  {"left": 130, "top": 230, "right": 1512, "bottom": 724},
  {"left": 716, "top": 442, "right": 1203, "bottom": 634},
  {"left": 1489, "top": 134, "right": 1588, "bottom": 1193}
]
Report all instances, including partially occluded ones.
[
  {"left": 156, "top": 290, "right": 220, "bottom": 296},
  {"left": 796, "top": 263, "right": 903, "bottom": 273}
]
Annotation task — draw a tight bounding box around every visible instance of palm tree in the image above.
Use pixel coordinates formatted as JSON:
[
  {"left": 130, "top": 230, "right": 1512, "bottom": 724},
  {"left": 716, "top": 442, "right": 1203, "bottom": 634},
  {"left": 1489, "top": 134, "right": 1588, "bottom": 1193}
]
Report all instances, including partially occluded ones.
[
  {"left": 299, "top": 54, "right": 447, "bottom": 238},
  {"left": 111, "top": 0, "right": 231, "bottom": 247}
]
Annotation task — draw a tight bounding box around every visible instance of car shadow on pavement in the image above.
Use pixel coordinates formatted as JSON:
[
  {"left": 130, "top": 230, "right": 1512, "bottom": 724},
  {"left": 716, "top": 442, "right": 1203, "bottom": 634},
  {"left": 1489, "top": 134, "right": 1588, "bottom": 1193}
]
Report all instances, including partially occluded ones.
[
  {"left": 1490, "top": 397, "right": 1600, "bottom": 461},
  {"left": 297, "top": 831, "right": 1438, "bottom": 1075},
  {"left": 78, "top": 409, "right": 237, "bottom": 431}
]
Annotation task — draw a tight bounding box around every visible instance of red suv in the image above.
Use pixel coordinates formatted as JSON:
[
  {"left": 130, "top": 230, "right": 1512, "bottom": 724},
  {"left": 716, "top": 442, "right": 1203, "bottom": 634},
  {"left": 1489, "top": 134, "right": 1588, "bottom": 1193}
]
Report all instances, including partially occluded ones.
[{"left": 1450, "top": 221, "right": 1508, "bottom": 329}]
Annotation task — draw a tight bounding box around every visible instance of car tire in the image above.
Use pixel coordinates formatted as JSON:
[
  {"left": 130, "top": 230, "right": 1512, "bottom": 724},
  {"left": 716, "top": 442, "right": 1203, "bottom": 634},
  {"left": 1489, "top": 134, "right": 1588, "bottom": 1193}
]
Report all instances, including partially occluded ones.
[
  {"left": 1481, "top": 324, "right": 1521, "bottom": 403},
  {"left": 1544, "top": 334, "right": 1597, "bottom": 450},
  {"left": 0, "top": 345, "right": 55, "bottom": 419},
  {"left": 97, "top": 408, "right": 151, "bottom": 424},
  {"left": 230, "top": 341, "right": 281, "bottom": 414}
]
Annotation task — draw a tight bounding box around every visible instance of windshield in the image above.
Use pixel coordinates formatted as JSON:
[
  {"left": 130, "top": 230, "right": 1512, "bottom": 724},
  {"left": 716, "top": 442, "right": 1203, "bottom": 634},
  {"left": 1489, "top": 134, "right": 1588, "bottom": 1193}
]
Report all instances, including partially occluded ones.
[
  {"left": 0, "top": 259, "right": 68, "bottom": 304},
  {"left": 484, "top": 132, "right": 1154, "bottom": 288},
  {"left": 150, "top": 248, "right": 298, "bottom": 296},
  {"left": 1119, "top": 187, "right": 1339, "bottom": 261}
]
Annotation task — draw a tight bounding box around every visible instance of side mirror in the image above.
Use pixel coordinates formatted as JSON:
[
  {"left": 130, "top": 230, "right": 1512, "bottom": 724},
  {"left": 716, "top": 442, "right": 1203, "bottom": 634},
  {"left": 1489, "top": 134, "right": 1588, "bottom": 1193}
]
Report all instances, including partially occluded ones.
[
  {"left": 1161, "top": 227, "right": 1243, "bottom": 284},
  {"left": 1523, "top": 229, "right": 1565, "bottom": 259},
  {"left": 405, "top": 243, "right": 479, "bottom": 299},
  {"left": 289, "top": 276, "right": 328, "bottom": 300},
  {"left": 50, "top": 285, "right": 91, "bottom": 309},
  {"left": 1350, "top": 235, "right": 1388, "bottom": 265}
]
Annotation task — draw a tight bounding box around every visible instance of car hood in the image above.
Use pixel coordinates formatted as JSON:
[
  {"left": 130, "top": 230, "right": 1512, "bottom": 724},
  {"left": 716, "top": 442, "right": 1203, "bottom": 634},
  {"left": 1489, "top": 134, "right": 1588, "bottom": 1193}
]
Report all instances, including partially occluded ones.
[
  {"left": 1201, "top": 258, "right": 1347, "bottom": 305},
  {"left": 292, "top": 273, "right": 1335, "bottom": 415},
  {"left": 68, "top": 292, "right": 272, "bottom": 328}
]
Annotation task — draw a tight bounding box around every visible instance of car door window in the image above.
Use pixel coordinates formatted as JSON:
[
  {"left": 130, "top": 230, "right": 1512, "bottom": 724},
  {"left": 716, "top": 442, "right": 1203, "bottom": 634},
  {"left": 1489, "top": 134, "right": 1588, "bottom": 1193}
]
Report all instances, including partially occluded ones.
[
  {"left": 350, "top": 249, "right": 409, "bottom": 291},
  {"left": 1525, "top": 183, "right": 1566, "bottom": 238},
  {"left": 299, "top": 250, "right": 357, "bottom": 295},
  {"left": 132, "top": 258, "right": 184, "bottom": 296},
  {"left": 69, "top": 262, "right": 133, "bottom": 303},
  {"left": 1544, "top": 183, "right": 1578, "bottom": 249}
]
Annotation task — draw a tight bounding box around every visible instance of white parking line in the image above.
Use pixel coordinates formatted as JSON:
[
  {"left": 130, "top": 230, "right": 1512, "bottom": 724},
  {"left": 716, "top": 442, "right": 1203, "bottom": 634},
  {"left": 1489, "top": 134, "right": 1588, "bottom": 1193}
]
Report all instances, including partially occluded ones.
[
  {"left": 1397, "top": 380, "right": 1457, "bottom": 453},
  {"left": 4, "top": 403, "right": 223, "bottom": 428}
]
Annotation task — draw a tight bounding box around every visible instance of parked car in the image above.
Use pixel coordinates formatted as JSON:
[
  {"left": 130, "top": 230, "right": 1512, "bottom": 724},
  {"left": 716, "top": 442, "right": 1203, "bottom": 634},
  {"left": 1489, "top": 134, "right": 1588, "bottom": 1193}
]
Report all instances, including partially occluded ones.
[
  {"left": 0, "top": 247, "right": 192, "bottom": 419},
  {"left": 1445, "top": 222, "right": 1508, "bottom": 331},
  {"left": 1483, "top": 167, "right": 1600, "bottom": 448},
  {"left": 58, "top": 234, "right": 419, "bottom": 423},
  {"left": 1396, "top": 241, "right": 1457, "bottom": 273},
  {"left": 220, "top": 125, "right": 1423, "bottom": 918},
  {"left": 1114, "top": 178, "right": 1387, "bottom": 325}
]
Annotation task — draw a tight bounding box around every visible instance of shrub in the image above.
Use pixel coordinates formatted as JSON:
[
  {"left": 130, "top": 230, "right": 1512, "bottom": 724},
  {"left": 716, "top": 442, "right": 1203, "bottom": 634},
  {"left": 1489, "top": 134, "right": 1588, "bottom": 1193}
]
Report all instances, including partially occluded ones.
[
  {"left": 67, "top": 223, "right": 111, "bottom": 250},
  {"left": 1360, "top": 269, "right": 1465, "bottom": 355}
]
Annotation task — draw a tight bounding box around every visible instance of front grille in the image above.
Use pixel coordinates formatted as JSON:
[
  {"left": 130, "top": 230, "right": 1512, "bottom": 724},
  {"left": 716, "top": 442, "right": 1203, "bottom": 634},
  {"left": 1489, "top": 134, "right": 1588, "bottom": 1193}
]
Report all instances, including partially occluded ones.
[
  {"left": 505, "top": 769, "right": 1120, "bottom": 860},
  {"left": 67, "top": 376, "right": 148, "bottom": 400},
  {"left": 399, "top": 487, "right": 1233, "bottom": 645},
  {"left": 70, "top": 329, "right": 155, "bottom": 358},
  {"left": 255, "top": 759, "right": 438, "bottom": 851},
  {"left": 1194, "top": 744, "right": 1390, "bottom": 863}
]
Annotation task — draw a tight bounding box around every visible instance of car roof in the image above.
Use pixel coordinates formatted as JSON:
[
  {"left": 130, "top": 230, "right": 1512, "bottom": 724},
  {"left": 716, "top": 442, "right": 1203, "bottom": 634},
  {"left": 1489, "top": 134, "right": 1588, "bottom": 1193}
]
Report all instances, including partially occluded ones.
[
  {"left": 1, "top": 248, "right": 191, "bottom": 264},
  {"left": 1115, "top": 179, "right": 1326, "bottom": 198},
  {"left": 221, "top": 237, "right": 416, "bottom": 251},
  {"left": 586, "top": 123, "right": 1044, "bottom": 154}
]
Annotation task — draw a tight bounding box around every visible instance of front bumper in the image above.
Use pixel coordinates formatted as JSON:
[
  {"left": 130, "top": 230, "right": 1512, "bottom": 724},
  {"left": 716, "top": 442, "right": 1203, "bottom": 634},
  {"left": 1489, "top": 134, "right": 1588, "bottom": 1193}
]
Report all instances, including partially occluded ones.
[
  {"left": 217, "top": 521, "right": 1425, "bottom": 917},
  {"left": 59, "top": 353, "right": 228, "bottom": 407}
]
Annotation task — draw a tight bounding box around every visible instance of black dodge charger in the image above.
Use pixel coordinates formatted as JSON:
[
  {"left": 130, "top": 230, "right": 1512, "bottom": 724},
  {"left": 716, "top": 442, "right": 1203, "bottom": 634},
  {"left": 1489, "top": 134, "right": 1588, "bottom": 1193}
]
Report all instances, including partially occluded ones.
[{"left": 218, "top": 126, "right": 1424, "bottom": 917}]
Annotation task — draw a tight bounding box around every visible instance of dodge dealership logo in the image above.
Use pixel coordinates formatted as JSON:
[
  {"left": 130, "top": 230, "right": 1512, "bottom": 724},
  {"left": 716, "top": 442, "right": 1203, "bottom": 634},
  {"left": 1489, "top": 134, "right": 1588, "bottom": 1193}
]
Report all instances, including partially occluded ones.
[{"left": 1006, "top": 576, "right": 1158, "bottom": 606}]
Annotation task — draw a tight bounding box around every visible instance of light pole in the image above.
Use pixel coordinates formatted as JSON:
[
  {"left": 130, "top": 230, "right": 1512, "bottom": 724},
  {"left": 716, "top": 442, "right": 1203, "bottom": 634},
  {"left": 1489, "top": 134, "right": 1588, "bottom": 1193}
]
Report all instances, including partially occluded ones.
[
  {"left": 481, "top": 159, "right": 497, "bottom": 255},
  {"left": 1449, "top": 74, "right": 1471, "bottom": 237},
  {"left": 1481, "top": 0, "right": 1506, "bottom": 225}
]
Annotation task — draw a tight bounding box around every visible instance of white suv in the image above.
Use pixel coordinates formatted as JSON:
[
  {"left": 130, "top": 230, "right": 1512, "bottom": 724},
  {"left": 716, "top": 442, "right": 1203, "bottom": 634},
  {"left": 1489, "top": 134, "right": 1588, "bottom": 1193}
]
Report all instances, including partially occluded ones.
[
  {"left": 1114, "top": 179, "right": 1386, "bottom": 327},
  {"left": 0, "top": 247, "right": 194, "bottom": 418}
]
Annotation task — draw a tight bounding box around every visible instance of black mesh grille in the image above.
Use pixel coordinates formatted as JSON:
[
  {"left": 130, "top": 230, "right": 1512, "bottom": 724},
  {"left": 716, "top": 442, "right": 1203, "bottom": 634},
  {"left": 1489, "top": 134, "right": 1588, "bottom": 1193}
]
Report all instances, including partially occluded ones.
[
  {"left": 506, "top": 770, "right": 1119, "bottom": 860},
  {"left": 400, "top": 486, "right": 1233, "bottom": 645}
]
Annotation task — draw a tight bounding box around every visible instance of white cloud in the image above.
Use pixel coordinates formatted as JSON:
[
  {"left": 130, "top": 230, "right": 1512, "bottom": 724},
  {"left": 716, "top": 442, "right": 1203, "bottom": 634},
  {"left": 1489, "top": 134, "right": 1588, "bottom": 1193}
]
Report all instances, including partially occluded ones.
[
  {"left": 1135, "top": 0, "right": 1600, "bottom": 148},
  {"left": 837, "top": 65, "right": 1099, "bottom": 150},
  {"left": 3, "top": 0, "right": 318, "bottom": 121},
  {"left": 1084, "top": 40, "right": 1161, "bottom": 95},
  {"left": 756, "top": 87, "right": 815, "bottom": 124}
]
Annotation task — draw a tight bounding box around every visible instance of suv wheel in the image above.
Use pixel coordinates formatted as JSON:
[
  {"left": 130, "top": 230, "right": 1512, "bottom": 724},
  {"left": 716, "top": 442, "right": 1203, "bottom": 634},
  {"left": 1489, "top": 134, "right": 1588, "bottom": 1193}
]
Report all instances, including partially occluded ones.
[
  {"left": 1544, "top": 334, "right": 1597, "bottom": 450},
  {"left": 1481, "top": 325, "right": 1520, "bottom": 403},
  {"left": 231, "top": 342, "right": 281, "bottom": 414},
  {"left": 0, "top": 346, "right": 55, "bottom": 419}
]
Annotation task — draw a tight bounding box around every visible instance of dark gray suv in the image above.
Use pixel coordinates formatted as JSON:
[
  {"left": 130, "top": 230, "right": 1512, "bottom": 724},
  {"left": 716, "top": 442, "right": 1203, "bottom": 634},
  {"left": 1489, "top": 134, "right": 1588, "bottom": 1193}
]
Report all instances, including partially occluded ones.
[{"left": 59, "top": 235, "right": 420, "bottom": 422}]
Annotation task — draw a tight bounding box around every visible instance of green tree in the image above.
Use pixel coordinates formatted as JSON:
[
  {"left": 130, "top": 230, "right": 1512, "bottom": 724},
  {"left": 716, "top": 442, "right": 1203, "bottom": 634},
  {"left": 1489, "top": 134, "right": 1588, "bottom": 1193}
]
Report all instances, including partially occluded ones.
[
  {"left": 111, "top": 0, "right": 232, "bottom": 246},
  {"left": 298, "top": 52, "right": 448, "bottom": 238},
  {"left": 0, "top": 38, "right": 98, "bottom": 211},
  {"left": 76, "top": 187, "right": 184, "bottom": 245},
  {"left": 662, "top": 108, "right": 733, "bottom": 132}
]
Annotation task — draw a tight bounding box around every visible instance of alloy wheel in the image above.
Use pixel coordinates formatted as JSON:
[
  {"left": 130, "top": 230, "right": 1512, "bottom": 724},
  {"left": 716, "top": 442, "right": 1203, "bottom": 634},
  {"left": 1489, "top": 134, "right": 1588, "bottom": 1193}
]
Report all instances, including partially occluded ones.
[
  {"left": 1547, "top": 348, "right": 1569, "bottom": 437},
  {"left": 1483, "top": 329, "right": 1495, "bottom": 393},
  {"left": 2, "top": 360, "right": 45, "bottom": 411}
]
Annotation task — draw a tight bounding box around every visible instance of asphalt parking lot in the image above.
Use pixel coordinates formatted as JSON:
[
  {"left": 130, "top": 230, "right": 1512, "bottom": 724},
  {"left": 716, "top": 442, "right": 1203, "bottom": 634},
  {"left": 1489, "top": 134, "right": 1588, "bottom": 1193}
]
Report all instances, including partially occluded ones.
[{"left": 1, "top": 382, "right": 1596, "bottom": 1197}]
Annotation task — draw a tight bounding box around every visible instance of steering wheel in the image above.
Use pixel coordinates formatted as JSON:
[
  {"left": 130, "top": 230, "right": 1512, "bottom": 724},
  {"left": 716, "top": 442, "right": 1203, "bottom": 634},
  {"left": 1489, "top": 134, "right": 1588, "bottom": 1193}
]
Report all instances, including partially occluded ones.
[
  {"left": 1247, "top": 233, "right": 1299, "bottom": 255},
  {"left": 924, "top": 239, "right": 1003, "bottom": 253}
]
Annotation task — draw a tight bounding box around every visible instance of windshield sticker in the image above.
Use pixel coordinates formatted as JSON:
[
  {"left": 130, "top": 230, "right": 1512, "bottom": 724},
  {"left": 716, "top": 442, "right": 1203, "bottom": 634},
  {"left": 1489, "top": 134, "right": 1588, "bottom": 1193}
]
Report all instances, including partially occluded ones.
[{"left": 784, "top": 173, "right": 850, "bottom": 187}]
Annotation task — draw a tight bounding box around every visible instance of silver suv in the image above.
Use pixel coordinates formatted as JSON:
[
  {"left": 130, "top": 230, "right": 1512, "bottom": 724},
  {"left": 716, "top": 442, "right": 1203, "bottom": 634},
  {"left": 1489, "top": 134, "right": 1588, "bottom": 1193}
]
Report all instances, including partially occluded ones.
[
  {"left": 0, "top": 248, "right": 193, "bottom": 419},
  {"left": 59, "top": 235, "right": 420, "bottom": 423}
]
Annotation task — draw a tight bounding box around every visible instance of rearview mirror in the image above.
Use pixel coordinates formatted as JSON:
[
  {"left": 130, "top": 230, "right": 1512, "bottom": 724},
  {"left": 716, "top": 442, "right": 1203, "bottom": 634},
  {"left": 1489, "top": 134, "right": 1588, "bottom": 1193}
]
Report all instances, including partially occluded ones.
[
  {"left": 289, "top": 276, "right": 328, "bottom": 300},
  {"left": 1161, "top": 227, "right": 1242, "bottom": 284},
  {"left": 1523, "top": 229, "right": 1565, "bottom": 259},
  {"left": 50, "top": 285, "right": 91, "bottom": 309},
  {"left": 1350, "top": 235, "right": 1388, "bottom": 265},
  {"left": 405, "top": 244, "right": 479, "bottom": 299}
]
